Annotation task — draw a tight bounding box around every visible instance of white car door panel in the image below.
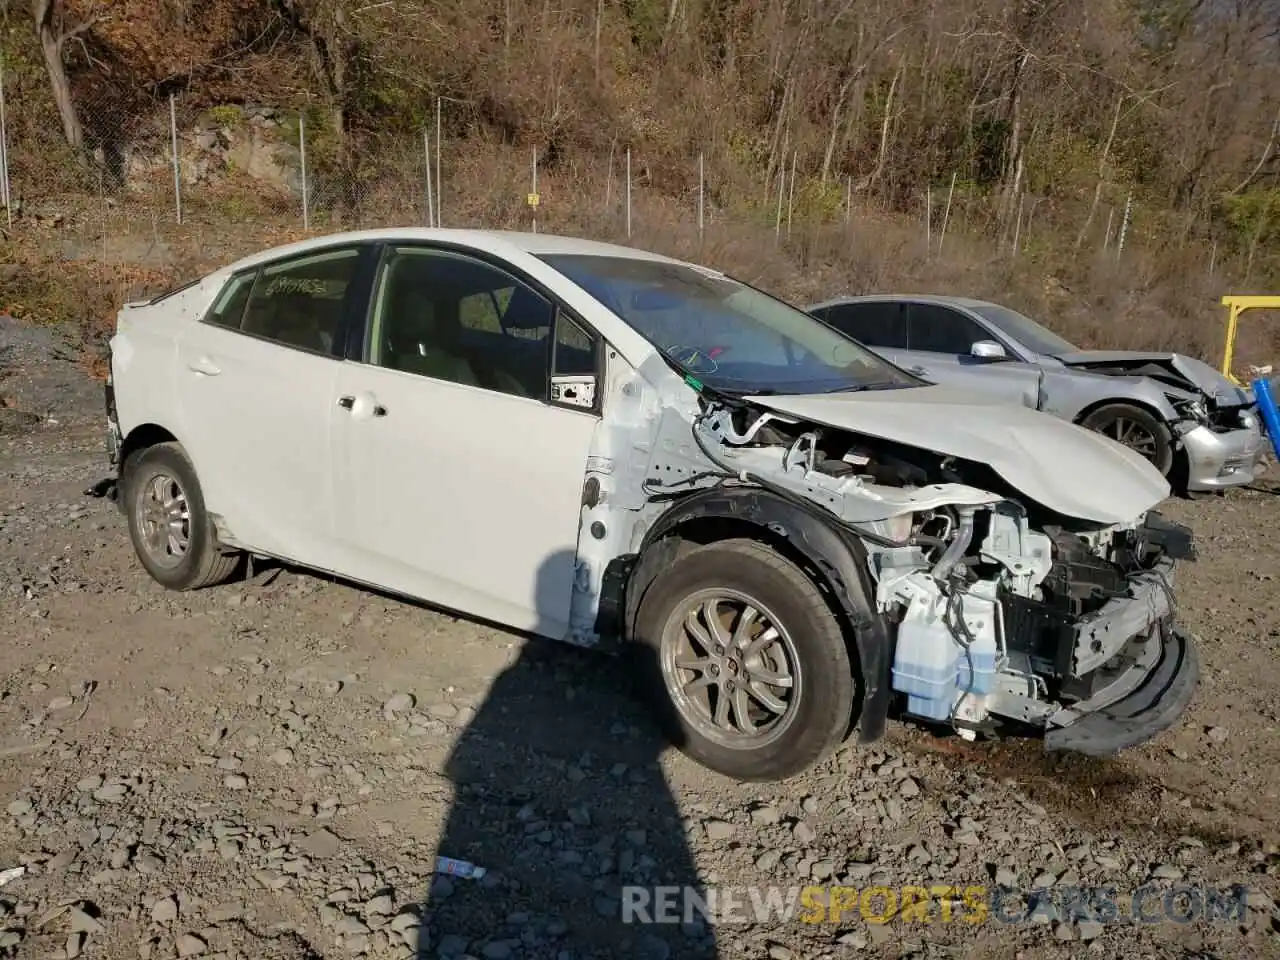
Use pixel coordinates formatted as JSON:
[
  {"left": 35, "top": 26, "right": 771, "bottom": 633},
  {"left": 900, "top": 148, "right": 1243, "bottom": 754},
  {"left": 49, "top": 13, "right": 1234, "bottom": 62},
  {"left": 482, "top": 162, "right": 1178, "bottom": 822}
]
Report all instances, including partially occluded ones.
[
  {"left": 174, "top": 244, "right": 366, "bottom": 565},
  {"left": 176, "top": 324, "right": 340, "bottom": 561},
  {"left": 328, "top": 243, "right": 600, "bottom": 639},
  {"left": 330, "top": 366, "right": 596, "bottom": 638}
]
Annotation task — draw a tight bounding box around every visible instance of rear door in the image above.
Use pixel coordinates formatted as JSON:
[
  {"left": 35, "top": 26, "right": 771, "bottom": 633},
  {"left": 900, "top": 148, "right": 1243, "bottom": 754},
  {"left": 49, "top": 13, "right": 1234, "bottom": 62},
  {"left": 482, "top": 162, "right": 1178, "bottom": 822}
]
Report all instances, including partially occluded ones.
[
  {"left": 174, "top": 244, "right": 373, "bottom": 564},
  {"left": 813, "top": 300, "right": 909, "bottom": 364}
]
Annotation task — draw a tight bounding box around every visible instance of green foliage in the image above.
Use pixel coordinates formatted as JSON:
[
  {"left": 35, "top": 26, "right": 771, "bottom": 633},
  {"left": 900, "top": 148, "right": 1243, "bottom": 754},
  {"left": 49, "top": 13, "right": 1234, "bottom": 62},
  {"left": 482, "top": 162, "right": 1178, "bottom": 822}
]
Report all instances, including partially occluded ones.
[
  {"left": 1024, "top": 132, "right": 1098, "bottom": 197},
  {"left": 206, "top": 105, "right": 244, "bottom": 127},
  {"left": 967, "top": 118, "right": 1009, "bottom": 187},
  {"left": 620, "top": 0, "right": 668, "bottom": 52},
  {"left": 1219, "top": 188, "right": 1280, "bottom": 249},
  {"left": 793, "top": 178, "right": 846, "bottom": 225}
]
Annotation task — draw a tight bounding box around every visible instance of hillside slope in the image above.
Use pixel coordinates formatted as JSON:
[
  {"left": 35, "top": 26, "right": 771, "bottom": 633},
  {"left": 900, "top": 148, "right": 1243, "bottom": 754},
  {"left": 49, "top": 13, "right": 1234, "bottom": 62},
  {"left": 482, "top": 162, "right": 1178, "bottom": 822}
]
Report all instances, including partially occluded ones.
[{"left": 0, "top": 0, "right": 1277, "bottom": 361}]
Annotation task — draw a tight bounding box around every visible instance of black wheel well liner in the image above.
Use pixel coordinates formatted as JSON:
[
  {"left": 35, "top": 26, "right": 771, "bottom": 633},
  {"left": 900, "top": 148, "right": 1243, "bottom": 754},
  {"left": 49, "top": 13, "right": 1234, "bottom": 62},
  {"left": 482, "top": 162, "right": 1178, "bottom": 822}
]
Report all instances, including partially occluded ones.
[
  {"left": 618, "top": 485, "right": 894, "bottom": 744},
  {"left": 114, "top": 424, "right": 179, "bottom": 511},
  {"left": 120, "top": 423, "right": 179, "bottom": 470}
]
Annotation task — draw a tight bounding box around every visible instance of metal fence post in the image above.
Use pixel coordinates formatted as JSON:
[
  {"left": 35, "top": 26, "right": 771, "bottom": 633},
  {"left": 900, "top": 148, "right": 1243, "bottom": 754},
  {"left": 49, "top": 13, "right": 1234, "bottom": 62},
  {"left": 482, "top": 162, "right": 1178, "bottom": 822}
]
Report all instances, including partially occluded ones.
[
  {"left": 169, "top": 93, "right": 183, "bottom": 225},
  {"left": 938, "top": 171, "right": 956, "bottom": 254},
  {"left": 786, "top": 149, "right": 797, "bottom": 238},
  {"left": 0, "top": 60, "right": 11, "bottom": 229},
  {"left": 531, "top": 146, "right": 538, "bottom": 234},
  {"left": 435, "top": 97, "right": 442, "bottom": 227},
  {"left": 1116, "top": 189, "right": 1133, "bottom": 261},
  {"left": 424, "top": 128, "right": 435, "bottom": 227},
  {"left": 697, "top": 152, "right": 704, "bottom": 241},
  {"left": 299, "top": 111, "right": 310, "bottom": 231},
  {"left": 775, "top": 168, "right": 784, "bottom": 240},
  {"left": 625, "top": 147, "right": 631, "bottom": 239}
]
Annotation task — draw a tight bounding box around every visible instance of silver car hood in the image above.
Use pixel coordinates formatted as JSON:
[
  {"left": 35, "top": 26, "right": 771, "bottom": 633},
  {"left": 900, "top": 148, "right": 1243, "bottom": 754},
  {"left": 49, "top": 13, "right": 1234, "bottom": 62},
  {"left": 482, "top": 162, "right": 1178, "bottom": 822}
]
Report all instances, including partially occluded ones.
[
  {"left": 750, "top": 385, "right": 1170, "bottom": 525},
  {"left": 1053, "top": 350, "right": 1253, "bottom": 407}
]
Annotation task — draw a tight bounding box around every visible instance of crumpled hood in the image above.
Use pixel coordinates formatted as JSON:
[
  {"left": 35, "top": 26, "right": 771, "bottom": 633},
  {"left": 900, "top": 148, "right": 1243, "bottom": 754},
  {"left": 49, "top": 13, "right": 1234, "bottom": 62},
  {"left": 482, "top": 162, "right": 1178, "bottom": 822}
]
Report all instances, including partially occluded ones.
[
  {"left": 750, "top": 385, "right": 1170, "bottom": 525},
  {"left": 1053, "top": 350, "right": 1253, "bottom": 407}
]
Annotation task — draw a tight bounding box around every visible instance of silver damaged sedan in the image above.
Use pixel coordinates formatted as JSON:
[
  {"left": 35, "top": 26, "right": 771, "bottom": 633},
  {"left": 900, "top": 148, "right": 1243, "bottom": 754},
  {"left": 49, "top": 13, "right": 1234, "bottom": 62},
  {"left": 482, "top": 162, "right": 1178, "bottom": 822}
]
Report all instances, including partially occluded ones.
[{"left": 807, "top": 294, "right": 1265, "bottom": 492}]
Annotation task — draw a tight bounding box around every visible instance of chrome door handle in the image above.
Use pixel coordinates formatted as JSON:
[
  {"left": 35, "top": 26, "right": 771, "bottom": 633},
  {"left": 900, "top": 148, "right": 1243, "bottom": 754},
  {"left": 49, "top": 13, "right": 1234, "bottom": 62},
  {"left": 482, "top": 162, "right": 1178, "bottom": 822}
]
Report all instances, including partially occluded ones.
[
  {"left": 337, "top": 395, "right": 355, "bottom": 410},
  {"left": 187, "top": 356, "right": 220, "bottom": 376}
]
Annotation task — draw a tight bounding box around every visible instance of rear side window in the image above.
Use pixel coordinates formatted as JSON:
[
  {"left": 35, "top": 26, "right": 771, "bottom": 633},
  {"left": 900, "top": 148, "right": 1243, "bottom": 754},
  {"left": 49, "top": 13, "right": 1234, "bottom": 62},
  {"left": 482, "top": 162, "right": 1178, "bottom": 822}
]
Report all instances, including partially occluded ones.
[
  {"left": 227, "top": 248, "right": 362, "bottom": 354},
  {"left": 206, "top": 274, "right": 256, "bottom": 330},
  {"left": 820, "top": 302, "right": 907, "bottom": 349}
]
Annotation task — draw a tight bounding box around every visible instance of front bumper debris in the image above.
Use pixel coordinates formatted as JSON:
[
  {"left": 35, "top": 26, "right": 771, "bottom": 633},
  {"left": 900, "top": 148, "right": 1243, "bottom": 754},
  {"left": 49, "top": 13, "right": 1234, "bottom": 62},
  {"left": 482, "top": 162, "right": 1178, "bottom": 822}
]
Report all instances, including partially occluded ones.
[
  {"left": 1181, "top": 421, "right": 1265, "bottom": 491},
  {"left": 1042, "top": 621, "right": 1198, "bottom": 756},
  {"left": 85, "top": 354, "right": 122, "bottom": 503}
]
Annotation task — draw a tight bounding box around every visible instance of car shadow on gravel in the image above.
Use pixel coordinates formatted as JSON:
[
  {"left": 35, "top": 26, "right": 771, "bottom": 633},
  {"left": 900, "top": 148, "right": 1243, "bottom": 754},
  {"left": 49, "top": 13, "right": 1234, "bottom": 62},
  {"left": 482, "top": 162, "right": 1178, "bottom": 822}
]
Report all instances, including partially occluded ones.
[{"left": 414, "top": 551, "right": 719, "bottom": 960}]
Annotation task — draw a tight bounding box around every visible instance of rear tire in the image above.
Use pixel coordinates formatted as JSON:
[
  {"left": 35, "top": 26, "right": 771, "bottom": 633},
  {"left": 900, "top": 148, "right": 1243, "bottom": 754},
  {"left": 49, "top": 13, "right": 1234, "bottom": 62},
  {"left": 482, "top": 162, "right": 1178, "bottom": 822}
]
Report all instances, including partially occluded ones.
[
  {"left": 124, "top": 442, "right": 240, "bottom": 591},
  {"left": 631, "top": 538, "right": 854, "bottom": 781},
  {"left": 1080, "top": 403, "right": 1175, "bottom": 476}
]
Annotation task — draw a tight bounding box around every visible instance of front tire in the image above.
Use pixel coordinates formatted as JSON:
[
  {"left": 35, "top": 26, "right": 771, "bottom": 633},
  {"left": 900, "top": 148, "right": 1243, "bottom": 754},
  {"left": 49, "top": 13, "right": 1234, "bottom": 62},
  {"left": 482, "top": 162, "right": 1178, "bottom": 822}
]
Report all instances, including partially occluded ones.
[
  {"left": 1080, "top": 403, "right": 1175, "bottom": 476},
  {"left": 631, "top": 538, "right": 854, "bottom": 781},
  {"left": 124, "top": 442, "right": 240, "bottom": 591}
]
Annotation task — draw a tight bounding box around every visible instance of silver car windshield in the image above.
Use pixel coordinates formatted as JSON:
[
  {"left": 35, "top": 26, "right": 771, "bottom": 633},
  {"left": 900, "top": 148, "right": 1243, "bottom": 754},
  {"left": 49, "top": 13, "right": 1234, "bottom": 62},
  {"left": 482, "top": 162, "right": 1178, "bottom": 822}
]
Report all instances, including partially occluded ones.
[
  {"left": 539, "top": 254, "right": 919, "bottom": 394},
  {"left": 972, "top": 303, "right": 1078, "bottom": 357}
]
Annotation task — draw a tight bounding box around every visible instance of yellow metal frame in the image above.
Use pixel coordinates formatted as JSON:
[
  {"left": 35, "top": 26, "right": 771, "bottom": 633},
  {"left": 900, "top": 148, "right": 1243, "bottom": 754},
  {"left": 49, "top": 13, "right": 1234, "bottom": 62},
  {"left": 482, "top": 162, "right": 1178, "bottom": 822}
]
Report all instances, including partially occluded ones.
[{"left": 1220, "top": 295, "right": 1280, "bottom": 385}]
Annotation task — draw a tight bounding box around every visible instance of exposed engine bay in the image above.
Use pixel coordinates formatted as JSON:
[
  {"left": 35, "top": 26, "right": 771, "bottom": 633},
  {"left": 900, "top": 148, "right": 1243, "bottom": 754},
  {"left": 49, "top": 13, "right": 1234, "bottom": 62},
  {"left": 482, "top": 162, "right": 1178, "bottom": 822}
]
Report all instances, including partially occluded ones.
[{"left": 685, "top": 398, "right": 1196, "bottom": 746}]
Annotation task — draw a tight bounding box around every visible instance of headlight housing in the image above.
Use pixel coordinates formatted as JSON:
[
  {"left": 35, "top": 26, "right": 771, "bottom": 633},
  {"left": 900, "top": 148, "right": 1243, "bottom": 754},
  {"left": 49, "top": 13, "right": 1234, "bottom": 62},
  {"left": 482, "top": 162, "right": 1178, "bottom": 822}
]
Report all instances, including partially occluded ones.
[{"left": 1171, "top": 396, "right": 1208, "bottom": 424}]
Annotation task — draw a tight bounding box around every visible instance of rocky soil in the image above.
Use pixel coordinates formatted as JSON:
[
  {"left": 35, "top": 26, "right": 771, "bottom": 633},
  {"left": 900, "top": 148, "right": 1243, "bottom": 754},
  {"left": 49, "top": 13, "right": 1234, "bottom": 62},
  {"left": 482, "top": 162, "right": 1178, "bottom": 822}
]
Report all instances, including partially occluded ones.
[{"left": 1, "top": 313, "right": 1278, "bottom": 960}]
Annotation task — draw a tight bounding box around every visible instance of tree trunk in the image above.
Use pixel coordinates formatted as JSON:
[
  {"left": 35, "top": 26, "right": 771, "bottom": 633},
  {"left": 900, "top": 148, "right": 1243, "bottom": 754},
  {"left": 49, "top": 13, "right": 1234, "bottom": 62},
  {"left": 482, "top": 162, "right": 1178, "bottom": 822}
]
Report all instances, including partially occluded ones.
[
  {"left": 1075, "top": 95, "right": 1125, "bottom": 249},
  {"left": 862, "top": 60, "right": 901, "bottom": 192},
  {"left": 31, "top": 0, "right": 84, "bottom": 152}
]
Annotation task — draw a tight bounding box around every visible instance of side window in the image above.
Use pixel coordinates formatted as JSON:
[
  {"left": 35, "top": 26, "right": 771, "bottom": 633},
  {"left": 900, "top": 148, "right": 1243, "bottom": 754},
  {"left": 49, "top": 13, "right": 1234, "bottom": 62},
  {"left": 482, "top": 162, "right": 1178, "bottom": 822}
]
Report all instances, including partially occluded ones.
[
  {"left": 553, "top": 311, "right": 597, "bottom": 376},
  {"left": 369, "top": 247, "right": 555, "bottom": 400},
  {"left": 205, "top": 272, "right": 256, "bottom": 330},
  {"left": 235, "top": 248, "right": 361, "bottom": 354},
  {"left": 550, "top": 310, "right": 600, "bottom": 409},
  {"left": 907, "top": 304, "right": 988, "bottom": 355},
  {"left": 823, "top": 302, "right": 907, "bottom": 349}
]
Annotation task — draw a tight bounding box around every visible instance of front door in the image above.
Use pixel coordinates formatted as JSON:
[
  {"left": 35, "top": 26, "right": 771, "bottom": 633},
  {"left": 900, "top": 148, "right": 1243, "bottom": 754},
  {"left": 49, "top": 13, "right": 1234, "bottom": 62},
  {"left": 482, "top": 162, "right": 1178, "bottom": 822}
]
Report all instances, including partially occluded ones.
[
  {"left": 329, "top": 243, "right": 602, "bottom": 638},
  {"left": 902, "top": 302, "right": 1043, "bottom": 408}
]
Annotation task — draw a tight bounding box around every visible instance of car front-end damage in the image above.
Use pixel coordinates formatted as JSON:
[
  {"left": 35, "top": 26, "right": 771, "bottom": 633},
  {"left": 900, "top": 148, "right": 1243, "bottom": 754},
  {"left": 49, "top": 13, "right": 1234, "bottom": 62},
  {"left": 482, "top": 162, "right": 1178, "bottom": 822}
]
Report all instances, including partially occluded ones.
[
  {"left": 1054, "top": 350, "right": 1265, "bottom": 490},
  {"left": 683, "top": 394, "right": 1199, "bottom": 755}
]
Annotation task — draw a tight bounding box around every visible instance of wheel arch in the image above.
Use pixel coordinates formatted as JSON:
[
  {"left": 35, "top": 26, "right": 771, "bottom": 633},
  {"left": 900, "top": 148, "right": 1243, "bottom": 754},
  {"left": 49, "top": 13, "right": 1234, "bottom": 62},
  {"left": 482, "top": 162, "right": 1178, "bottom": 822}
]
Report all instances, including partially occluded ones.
[
  {"left": 1072, "top": 396, "right": 1172, "bottom": 429},
  {"left": 621, "top": 486, "right": 894, "bottom": 744},
  {"left": 119, "top": 423, "right": 180, "bottom": 470}
]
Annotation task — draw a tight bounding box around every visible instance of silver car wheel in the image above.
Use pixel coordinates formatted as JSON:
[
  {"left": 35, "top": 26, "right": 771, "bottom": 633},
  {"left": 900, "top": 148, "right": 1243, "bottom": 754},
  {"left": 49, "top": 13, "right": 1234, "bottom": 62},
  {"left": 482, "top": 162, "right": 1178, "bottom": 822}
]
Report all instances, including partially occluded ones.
[
  {"left": 1104, "top": 416, "right": 1159, "bottom": 461},
  {"left": 135, "top": 472, "right": 191, "bottom": 569},
  {"left": 659, "top": 587, "right": 802, "bottom": 750}
]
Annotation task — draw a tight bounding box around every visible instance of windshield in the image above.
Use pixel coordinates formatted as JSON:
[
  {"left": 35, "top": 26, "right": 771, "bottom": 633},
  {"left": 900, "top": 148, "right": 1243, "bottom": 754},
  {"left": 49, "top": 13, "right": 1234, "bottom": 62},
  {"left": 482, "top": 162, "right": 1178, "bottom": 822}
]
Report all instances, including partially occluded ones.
[
  {"left": 971, "top": 302, "right": 1078, "bottom": 357},
  {"left": 538, "top": 254, "right": 919, "bottom": 394}
]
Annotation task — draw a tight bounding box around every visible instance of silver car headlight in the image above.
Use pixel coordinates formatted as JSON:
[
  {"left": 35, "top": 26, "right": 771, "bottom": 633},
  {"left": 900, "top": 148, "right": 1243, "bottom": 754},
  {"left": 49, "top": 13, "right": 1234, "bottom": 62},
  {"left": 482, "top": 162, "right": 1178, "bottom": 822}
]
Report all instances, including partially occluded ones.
[{"left": 1171, "top": 397, "right": 1208, "bottom": 424}]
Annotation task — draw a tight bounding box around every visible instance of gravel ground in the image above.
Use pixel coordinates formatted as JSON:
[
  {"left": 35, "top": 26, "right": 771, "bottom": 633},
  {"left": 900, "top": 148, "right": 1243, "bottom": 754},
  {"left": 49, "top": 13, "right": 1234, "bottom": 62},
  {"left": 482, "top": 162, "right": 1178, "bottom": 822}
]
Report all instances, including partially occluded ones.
[{"left": 1, "top": 314, "right": 1278, "bottom": 960}]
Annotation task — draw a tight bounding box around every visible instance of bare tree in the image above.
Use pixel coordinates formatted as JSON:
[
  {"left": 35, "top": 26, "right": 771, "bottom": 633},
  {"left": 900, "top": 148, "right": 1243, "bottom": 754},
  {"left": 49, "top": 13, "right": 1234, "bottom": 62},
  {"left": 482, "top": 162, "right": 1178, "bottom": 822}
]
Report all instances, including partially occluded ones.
[{"left": 31, "top": 0, "right": 94, "bottom": 151}]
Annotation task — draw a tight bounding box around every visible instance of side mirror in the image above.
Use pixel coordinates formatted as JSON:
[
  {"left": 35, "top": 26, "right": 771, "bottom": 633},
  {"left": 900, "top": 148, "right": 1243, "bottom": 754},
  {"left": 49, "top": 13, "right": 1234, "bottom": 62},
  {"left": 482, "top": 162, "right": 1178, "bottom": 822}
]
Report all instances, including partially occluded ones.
[
  {"left": 970, "top": 340, "right": 1007, "bottom": 360},
  {"left": 551, "top": 374, "right": 596, "bottom": 409}
]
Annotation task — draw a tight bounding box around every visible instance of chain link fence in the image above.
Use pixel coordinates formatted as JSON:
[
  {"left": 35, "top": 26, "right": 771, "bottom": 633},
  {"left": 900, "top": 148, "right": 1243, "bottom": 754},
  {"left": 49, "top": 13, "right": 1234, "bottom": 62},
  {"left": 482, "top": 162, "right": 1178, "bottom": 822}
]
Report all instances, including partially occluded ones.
[
  {"left": 1, "top": 75, "right": 1268, "bottom": 367},
  {"left": 0, "top": 78, "right": 1162, "bottom": 258}
]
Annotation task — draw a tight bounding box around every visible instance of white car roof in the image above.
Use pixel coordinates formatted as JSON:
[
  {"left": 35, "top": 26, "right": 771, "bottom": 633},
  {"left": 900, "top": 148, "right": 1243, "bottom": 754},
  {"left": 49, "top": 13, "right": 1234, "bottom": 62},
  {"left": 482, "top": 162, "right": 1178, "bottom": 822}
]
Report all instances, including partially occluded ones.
[{"left": 212, "top": 228, "right": 685, "bottom": 278}]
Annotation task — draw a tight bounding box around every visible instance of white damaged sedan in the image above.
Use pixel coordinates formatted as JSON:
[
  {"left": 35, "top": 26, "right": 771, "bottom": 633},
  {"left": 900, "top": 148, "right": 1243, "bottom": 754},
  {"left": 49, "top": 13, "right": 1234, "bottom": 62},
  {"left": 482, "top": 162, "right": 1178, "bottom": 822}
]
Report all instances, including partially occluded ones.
[{"left": 101, "top": 229, "right": 1199, "bottom": 780}]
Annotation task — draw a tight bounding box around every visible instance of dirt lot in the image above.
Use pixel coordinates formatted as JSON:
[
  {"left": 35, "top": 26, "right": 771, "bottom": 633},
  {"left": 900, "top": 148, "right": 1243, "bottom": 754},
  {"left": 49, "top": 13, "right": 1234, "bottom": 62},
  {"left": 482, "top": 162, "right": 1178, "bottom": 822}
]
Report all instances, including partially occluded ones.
[{"left": 1, "top": 314, "right": 1279, "bottom": 960}]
